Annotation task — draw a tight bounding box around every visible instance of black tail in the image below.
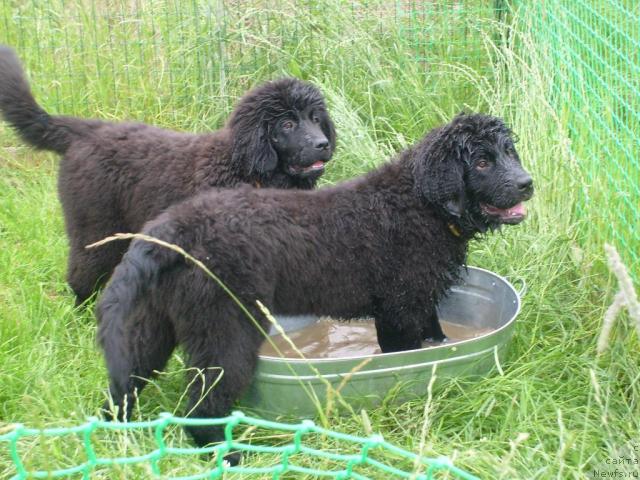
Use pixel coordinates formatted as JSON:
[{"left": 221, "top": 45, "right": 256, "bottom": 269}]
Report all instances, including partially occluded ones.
[
  {"left": 0, "top": 45, "right": 96, "bottom": 153},
  {"left": 97, "top": 232, "right": 180, "bottom": 371}
]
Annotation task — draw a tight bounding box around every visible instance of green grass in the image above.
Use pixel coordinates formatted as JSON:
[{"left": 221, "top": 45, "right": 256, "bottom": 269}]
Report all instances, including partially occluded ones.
[{"left": 1, "top": 1, "right": 639, "bottom": 478}]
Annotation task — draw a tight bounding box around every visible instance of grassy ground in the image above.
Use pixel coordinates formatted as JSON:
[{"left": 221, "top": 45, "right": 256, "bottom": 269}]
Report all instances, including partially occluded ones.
[{"left": 1, "top": 1, "right": 639, "bottom": 478}]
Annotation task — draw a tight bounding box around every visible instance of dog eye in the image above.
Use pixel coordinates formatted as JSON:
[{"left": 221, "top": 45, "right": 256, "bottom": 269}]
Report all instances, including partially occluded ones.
[
  {"left": 282, "top": 120, "right": 295, "bottom": 130},
  {"left": 476, "top": 160, "right": 490, "bottom": 170}
]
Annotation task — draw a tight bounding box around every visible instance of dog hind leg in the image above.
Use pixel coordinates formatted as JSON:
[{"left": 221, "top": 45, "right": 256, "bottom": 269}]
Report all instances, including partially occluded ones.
[
  {"left": 67, "top": 228, "right": 130, "bottom": 305},
  {"left": 180, "top": 307, "right": 265, "bottom": 464},
  {"left": 100, "top": 305, "right": 176, "bottom": 421}
]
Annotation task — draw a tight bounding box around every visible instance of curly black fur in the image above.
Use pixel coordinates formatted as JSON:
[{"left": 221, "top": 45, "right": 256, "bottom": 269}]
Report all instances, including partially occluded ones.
[
  {"left": 96, "top": 113, "right": 533, "bottom": 454},
  {"left": 0, "top": 46, "right": 336, "bottom": 303}
]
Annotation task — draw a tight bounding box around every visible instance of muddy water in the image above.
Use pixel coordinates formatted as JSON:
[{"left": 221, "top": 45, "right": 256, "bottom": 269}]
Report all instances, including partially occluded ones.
[{"left": 259, "top": 317, "right": 494, "bottom": 359}]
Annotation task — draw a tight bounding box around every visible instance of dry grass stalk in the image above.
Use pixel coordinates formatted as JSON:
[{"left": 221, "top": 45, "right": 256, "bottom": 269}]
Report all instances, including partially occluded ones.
[
  {"left": 597, "top": 244, "right": 640, "bottom": 354},
  {"left": 596, "top": 291, "right": 625, "bottom": 355}
]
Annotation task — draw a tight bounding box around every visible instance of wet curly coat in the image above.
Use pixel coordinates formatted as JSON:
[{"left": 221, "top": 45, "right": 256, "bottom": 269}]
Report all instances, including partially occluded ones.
[
  {"left": 96, "top": 113, "right": 533, "bottom": 452},
  {"left": 0, "top": 46, "right": 336, "bottom": 302}
]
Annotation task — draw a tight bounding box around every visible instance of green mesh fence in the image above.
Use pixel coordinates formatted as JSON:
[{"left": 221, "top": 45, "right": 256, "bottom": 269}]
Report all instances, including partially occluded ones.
[
  {"left": 525, "top": 0, "right": 639, "bottom": 278},
  {"left": 383, "top": 1, "right": 507, "bottom": 65},
  {"left": 0, "top": 0, "right": 505, "bottom": 121},
  {"left": 0, "top": 411, "right": 478, "bottom": 479}
]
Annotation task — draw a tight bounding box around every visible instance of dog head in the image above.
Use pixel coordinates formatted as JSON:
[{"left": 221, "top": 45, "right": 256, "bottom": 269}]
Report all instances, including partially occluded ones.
[
  {"left": 228, "top": 78, "right": 336, "bottom": 183},
  {"left": 413, "top": 113, "right": 534, "bottom": 233}
]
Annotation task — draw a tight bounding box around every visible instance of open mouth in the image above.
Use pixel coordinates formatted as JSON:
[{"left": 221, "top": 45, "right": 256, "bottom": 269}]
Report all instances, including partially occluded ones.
[
  {"left": 480, "top": 202, "right": 527, "bottom": 224},
  {"left": 289, "top": 161, "right": 326, "bottom": 175}
]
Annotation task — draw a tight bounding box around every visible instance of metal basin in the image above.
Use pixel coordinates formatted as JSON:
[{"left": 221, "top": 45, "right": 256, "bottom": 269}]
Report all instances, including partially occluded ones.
[{"left": 241, "top": 266, "right": 521, "bottom": 417}]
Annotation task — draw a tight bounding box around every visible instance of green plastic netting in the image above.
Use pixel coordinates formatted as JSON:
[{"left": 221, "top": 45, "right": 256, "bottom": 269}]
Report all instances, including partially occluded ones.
[
  {"left": 0, "top": 1, "right": 508, "bottom": 116},
  {"left": 0, "top": 411, "right": 478, "bottom": 479},
  {"left": 525, "top": 0, "right": 639, "bottom": 278}
]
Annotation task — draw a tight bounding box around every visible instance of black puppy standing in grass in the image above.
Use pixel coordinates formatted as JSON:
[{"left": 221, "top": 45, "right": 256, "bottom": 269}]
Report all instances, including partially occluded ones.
[
  {"left": 97, "top": 113, "right": 533, "bottom": 453},
  {"left": 0, "top": 46, "right": 336, "bottom": 303}
]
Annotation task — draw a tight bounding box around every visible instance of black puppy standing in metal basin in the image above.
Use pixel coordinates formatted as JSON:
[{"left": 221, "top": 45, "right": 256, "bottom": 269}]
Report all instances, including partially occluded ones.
[
  {"left": 0, "top": 46, "right": 336, "bottom": 303},
  {"left": 96, "top": 113, "right": 533, "bottom": 455}
]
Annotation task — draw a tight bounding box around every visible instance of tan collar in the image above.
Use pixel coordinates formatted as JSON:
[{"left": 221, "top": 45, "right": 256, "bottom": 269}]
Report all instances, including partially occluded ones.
[{"left": 448, "top": 223, "right": 462, "bottom": 238}]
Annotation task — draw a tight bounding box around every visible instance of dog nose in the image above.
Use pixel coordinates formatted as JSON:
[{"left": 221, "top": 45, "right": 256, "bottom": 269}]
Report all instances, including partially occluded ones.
[
  {"left": 516, "top": 174, "right": 533, "bottom": 192},
  {"left": 314, "top": 139, "right": 330, "bottom": 150}
]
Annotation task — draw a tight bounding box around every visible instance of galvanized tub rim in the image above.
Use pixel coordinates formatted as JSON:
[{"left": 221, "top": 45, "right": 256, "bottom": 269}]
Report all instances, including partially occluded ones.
[{"left": 259, "top": 266, "right": 521, "bottom": 363}]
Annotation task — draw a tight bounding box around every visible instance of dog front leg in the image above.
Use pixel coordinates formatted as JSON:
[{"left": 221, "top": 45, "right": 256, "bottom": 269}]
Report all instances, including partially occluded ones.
[
  {"left": 374, "top": 315, "right": 423, "bottom": 353},
  {"left": 420, "top": 304, "right": 446, "bottom": 343}
]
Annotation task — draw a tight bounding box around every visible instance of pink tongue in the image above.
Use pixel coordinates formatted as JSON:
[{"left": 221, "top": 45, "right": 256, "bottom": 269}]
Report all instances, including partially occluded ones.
[
  {"left": 505, "top": 202, "right": 526, "bottom": 216},
  {"left": 311, "top": 161, "right": 325, "bottom": 169}
]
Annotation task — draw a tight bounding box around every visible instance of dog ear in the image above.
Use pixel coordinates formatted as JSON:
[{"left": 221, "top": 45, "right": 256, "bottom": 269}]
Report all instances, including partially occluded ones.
[
  {"left": 231, "top": 120, "right": 279, "bottom": 176},
  {"left": 413, "top": 125, "right": 467, "bottom": 217}
]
